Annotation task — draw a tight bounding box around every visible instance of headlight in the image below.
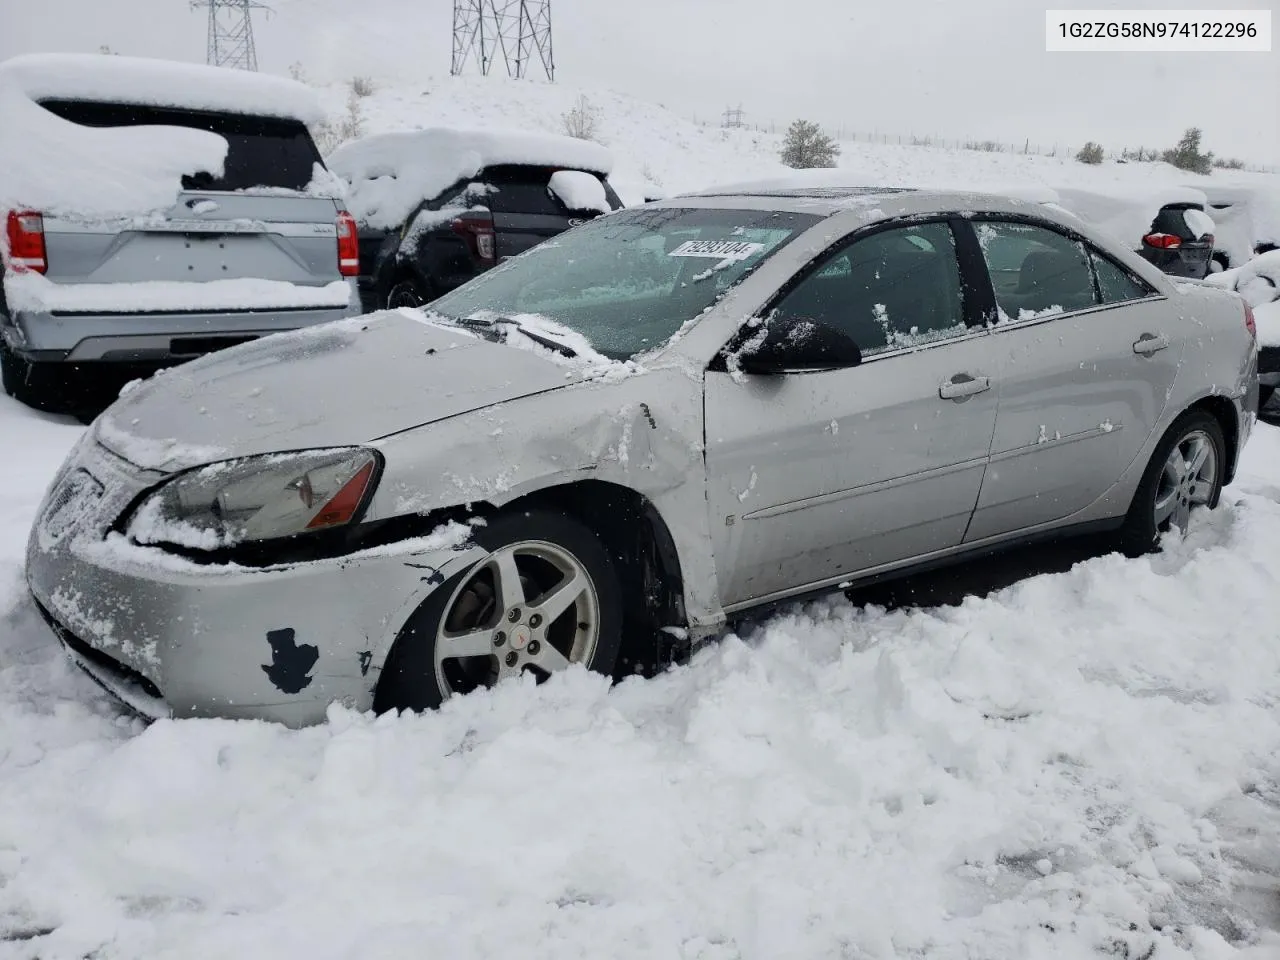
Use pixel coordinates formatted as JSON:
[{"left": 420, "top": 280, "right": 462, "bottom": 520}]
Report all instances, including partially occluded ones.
[{"left": 127, "top": 448, "right": 381, "bottom": 550}]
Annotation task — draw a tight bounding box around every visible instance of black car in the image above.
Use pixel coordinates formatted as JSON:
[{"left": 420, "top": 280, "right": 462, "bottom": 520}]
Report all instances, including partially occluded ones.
[
  {"left": 328, "top": 130, "right": 623, "bottom": 312},
  {"left": 1136, "top": 202, "right": 1215, "bottom": 279}
]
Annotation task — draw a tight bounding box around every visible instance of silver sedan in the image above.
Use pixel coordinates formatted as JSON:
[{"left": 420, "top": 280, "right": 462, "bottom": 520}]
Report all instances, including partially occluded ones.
[{"left": 26, "top": 188, "right": 1260, "bottom": 725}]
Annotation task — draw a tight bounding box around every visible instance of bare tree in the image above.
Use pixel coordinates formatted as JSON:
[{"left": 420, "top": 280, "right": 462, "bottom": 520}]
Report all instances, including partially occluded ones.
[{"left": 562, "top": 95, "right": 600, "bottom": 141}]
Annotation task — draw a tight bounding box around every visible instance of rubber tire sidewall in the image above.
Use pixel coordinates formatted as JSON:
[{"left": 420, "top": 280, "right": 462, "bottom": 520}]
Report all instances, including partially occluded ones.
[
  {"left": 383, "top": 276, "right": 430, "bottom": 311},
  {"left": 1118, "top": 410, "right": 1226, "bottom": 557},
  {"left": 374, "top": 508, "right": 624, "bottom": 714}
]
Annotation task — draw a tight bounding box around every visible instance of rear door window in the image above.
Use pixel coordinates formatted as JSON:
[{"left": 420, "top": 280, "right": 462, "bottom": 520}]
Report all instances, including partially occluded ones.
[
  {"left": 479, "top": 165, "right": 622, "bottom": 216},
  {"left": 1152, "top": 204, "right": 1208, "bottom": 241},
  {"left": 974, "top": 220, "right": 1100, "bottom": 321},
  {"left": 38, "top": 99, "right": 323, "bottom": 191},
  {"left": 1090, "top": 251, "right": 1155, "bottom": 304}
]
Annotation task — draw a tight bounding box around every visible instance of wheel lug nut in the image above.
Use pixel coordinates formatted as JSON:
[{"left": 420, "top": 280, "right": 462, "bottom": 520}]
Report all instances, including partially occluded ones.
[
  {"left": 508, "top": 608, "right": 521, "bottom": 623},
  {"left": 494, "top": 631, "right": 506, "bottom": 647},
  {"left": 528, "top": 640, "right": 541, "bottom": 655},
  {"left": 529, "top": 613, "right": 542, "bottom": 628},
  {"left": 505, "top": 651, "right": 518, "bottom": 667}
]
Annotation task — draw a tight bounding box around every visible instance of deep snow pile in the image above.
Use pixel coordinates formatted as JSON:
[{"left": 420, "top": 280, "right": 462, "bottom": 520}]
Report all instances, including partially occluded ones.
[
  {"left": 2, "top": 394, "right": 1280, "bottom": 957},
  {"left": 1205, "top": 251, "right": 1280, "bottom": 346}
]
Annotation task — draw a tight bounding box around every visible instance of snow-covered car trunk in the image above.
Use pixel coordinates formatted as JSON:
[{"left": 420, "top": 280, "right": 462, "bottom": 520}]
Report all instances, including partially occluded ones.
[{"left": 16, "top": 99, "right": 349, "bottom": 315}]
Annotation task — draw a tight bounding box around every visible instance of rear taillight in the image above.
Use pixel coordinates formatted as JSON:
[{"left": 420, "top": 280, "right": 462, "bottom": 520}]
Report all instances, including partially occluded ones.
[
  {"left": 1245, "top": 303, "right": 1257, "bottom": 341},
  {"left": 336, "top": 211, "right": 360, "bottom": 277},
  {"left": 1142, "top": 232, "right": 1182, "bottom": 250},
  {"left": 5, "top": 210, "right": 47, "bottom": 274},
  {"left": 451, "top": 211, "right": 497, "bottom": 265}
]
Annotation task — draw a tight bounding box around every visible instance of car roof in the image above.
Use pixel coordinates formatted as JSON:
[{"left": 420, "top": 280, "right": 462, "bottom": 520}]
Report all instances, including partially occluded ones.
[{"left": 650, "top": 185, "right": 1070, "bottom": 220}]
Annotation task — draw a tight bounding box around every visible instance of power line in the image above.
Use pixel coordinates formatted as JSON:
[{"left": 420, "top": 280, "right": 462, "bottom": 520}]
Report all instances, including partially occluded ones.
[
  {"left": 190, "top": 0, "right": 270, "bottom": 71},
  {"left": 451, "top": 1, "right": 555, "bottom": 81}
]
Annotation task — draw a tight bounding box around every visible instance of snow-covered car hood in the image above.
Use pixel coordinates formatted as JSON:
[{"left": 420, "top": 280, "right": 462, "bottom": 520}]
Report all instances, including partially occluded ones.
[{"left": 94, "top": 311, "right": 584, "bottom": 471}]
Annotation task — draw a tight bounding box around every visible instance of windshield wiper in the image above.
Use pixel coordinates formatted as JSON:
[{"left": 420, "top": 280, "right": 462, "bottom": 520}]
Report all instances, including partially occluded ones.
[{"left": 449, "top": 315, "right": 578, "bottom": 359}]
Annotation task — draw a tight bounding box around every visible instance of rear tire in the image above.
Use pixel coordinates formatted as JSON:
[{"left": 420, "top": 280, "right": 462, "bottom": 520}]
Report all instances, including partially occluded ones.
[
  {"left": 384, "top": 277, "right": 429, "bottom": 310},
  {"left": 374, "top": 509, "right": 624, "bottom": 713},
  {"left": 1118, "top": 410, "right": 1225, "bottom": 557},
  {"left": 1, "top": 343, "right": 55, "bottom": 411}
]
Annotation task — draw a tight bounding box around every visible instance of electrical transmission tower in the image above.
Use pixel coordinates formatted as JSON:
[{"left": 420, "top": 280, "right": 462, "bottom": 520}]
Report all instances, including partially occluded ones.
[
  {"left": 451, "top": 1, "right": 555, "bottom": 82},
  {"left": 190, "top": 0, "right": 269, "bottom": 71},
  {"left": 722, "top": 105, "right": 746, "bottom": 129}
]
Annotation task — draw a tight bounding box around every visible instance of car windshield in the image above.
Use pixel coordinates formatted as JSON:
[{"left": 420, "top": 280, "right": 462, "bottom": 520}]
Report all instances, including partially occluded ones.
[{"left": 425, "top": 206, "right": 820, "bottom": 361}]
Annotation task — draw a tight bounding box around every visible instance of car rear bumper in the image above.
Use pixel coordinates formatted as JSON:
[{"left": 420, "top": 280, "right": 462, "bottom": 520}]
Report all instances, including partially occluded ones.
[{"left": 3, "top": 296, "right": 359, "bottom": 363}]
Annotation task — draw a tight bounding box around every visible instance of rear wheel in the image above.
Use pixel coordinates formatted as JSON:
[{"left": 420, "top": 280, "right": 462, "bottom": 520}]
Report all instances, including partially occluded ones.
[
  {"left": 384, "top": 277, "right": 429, "bottom": 310},
  {"left": 1118, "top": 411, "right": 1225, "bottom": 557},
  {"left": 1, "top": 343, "right": 60, "bottom": 412},
  {"left": 374, "top": 509, "right": 623, "bottom": 713}
]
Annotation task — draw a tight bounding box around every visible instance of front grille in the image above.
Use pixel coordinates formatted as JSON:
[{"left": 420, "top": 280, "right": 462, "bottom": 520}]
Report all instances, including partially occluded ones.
[{"left": 33, "top": 598, "right": 163, "bottom": 701}]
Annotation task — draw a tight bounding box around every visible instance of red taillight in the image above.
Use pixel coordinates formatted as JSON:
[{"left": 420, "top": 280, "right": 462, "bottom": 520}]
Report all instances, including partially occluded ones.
[
  {"left": 451, "top": 211, "right": 497, "bottom": 264},
  {"left": 1245, "top": 303, "right": 1256, "bottom": 341},
  {"left": 306, "top": 460, "right": 376, "bottom": 530},
  {"left": 5, "top": 210, "right": 47, "bottom": 274},
  {"left": 1142, "top": 232, "right": 1182, "bottom": 250},
  {"left": 336, "top": 211, "right": 360, "bottom": 277}
]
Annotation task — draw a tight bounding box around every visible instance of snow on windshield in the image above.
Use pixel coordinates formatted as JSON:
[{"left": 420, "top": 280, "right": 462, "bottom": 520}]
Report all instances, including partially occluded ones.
[{"left": 327, "top": 128, "right": 614, "bottom": 229}]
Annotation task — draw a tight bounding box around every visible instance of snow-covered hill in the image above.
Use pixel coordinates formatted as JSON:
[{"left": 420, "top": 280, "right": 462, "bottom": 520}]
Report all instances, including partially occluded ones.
[{"left": 311, "top": 72, "right": 1280, "bottom": 226}]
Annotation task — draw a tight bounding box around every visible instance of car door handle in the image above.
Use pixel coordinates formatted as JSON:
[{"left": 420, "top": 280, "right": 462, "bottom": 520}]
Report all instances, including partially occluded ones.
[
  {"left": 939, "top": 373, "right": 991, "bottom": 400},
  {"left": 1133, "top": 333, "right": 1170, "bottom": 355}
]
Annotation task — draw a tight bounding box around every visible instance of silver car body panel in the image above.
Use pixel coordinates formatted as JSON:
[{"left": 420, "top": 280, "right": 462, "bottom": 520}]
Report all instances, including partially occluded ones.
[
  {"left": 26, "top": 189, "right": 1258, "bottom": 725},
  {"left": 6, "top": 191, "right": 360, "bottom": 360}
]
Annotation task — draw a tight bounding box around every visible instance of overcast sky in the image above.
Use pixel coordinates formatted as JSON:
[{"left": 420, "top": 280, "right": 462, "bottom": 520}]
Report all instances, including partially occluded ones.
[{"left": 3, "top": 0, "right": 1276, "bottom": 163}]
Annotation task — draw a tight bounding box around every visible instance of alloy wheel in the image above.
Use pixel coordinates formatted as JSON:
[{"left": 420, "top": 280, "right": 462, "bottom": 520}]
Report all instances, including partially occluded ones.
[
  {"left": 1153, "top": 429, "right": 1218, "bottom": 534},
  {"left": 433, "top": 540, "right": 600, "bottom": 697}
]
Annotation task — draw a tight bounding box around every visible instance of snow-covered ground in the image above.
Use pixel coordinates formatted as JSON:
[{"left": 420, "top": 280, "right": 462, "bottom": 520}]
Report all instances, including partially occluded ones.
[
  {"left": 2, "top": 397, "right": 1280, "bottom": 957},
  {"left": 3, "top": 64, "right": 1280, "bottom": 957}
]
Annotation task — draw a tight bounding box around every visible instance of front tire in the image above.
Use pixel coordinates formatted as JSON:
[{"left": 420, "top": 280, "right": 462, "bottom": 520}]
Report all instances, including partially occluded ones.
[
  {"left": 374, "top": 509, "right": 623, "bottom": 713},
  {"left": 1118, "top": 410, "right": 1225, "bottom": 557}
]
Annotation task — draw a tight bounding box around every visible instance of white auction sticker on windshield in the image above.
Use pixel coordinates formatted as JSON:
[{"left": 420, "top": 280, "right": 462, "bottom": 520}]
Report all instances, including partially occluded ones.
[{"left": 668, "top": 240, "right": 765, "bottom": 261}]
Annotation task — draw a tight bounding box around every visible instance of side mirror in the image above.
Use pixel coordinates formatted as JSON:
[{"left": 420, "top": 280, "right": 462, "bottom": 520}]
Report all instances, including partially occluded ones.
[{"left": 734, "top": 317, "right": 863, "bottom": 374}]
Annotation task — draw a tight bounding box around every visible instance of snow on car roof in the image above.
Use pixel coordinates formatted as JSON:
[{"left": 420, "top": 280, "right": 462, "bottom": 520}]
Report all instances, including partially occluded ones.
[
  {"left": 327, "top": 127, "right": 614, "bottom": 230},
  {"left": 1049, "top": 184, "right": 1210, "bottom": 248},
  {"left": 0, "top": 53, "right": 323, "bottom": 124},
  {"left": 0, "top": 79, "right": 228, "bottom": 218}
]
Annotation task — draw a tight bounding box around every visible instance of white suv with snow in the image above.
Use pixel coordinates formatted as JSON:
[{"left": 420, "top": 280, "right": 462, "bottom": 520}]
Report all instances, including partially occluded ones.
[{"left": 0, "top": 53, "right": 360, "bottom": 419}]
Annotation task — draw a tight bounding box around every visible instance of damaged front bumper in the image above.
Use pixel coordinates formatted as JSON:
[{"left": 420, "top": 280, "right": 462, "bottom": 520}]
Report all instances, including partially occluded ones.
[{"left": 25, "top": 437, "right": 476, "bottom": 727}]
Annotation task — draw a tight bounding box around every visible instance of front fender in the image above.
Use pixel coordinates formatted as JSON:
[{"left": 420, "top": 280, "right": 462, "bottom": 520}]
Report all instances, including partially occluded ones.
[{"left": 366, "top": 366, "right": 727, "bottom": 636}]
